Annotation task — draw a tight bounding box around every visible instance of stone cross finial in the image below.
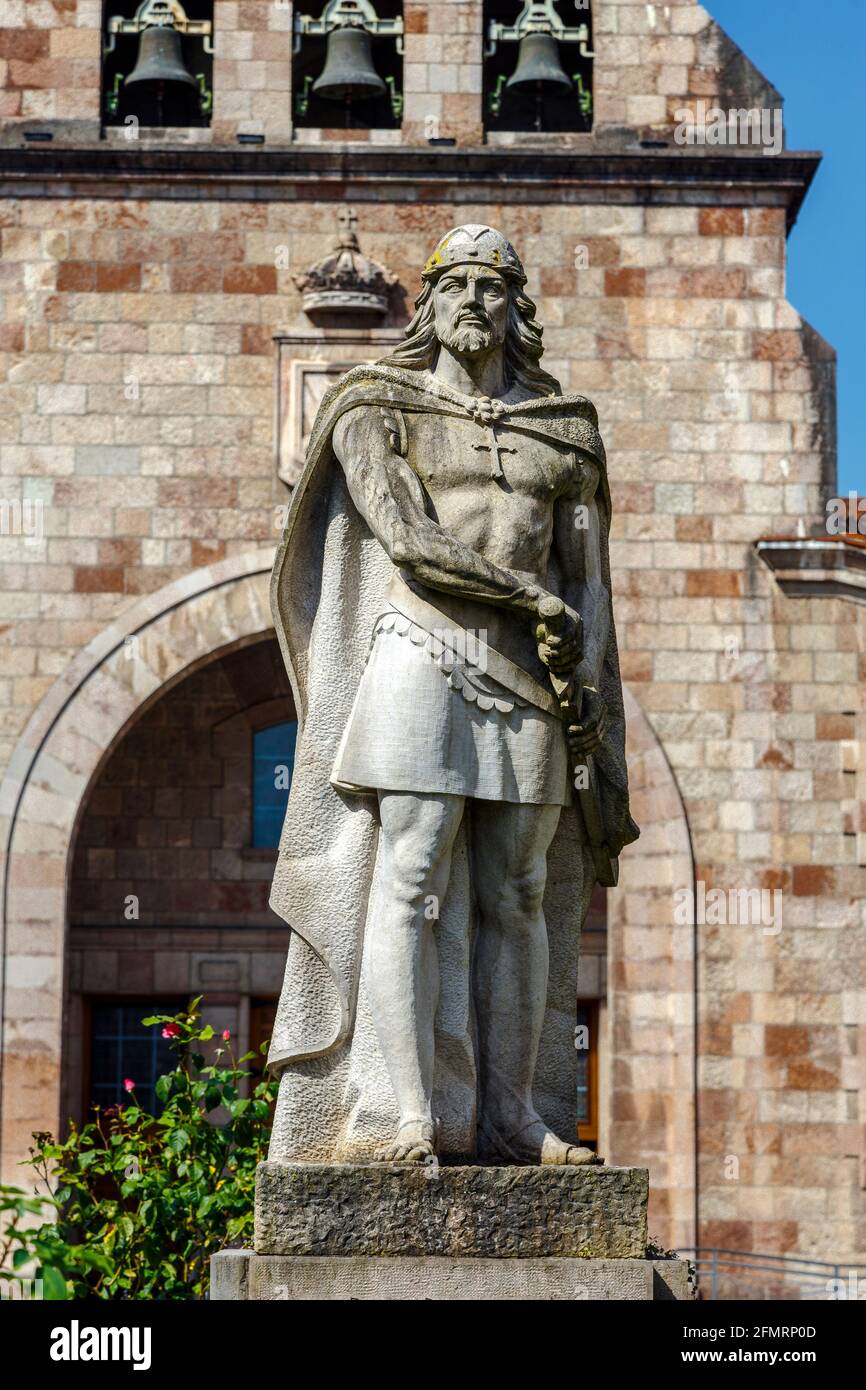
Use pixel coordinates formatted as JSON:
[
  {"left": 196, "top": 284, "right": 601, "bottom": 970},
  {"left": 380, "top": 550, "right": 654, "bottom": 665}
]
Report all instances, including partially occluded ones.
[{"left": 339, "top": 207, "right": 359, "bottom": 242}]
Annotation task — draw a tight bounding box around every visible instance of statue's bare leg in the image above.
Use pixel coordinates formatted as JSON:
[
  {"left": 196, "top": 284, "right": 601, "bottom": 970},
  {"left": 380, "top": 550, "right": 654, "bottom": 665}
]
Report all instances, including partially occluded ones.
[
  {"left": 366, "top": 789, "right": 465, "bottom": 1163},
  {"left": 472, "top": 800, "right": 602, "bottom": 1166}
]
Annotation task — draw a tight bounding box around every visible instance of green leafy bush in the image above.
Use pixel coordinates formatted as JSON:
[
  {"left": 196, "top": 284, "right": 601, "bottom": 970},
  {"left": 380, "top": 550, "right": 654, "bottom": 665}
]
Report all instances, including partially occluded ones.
[
  {"left": 0, "top": 1185, "right": 68, "bottom": 1300},
  {"left": 0, "top": 998, "right": 276, "bottom": 1300}
]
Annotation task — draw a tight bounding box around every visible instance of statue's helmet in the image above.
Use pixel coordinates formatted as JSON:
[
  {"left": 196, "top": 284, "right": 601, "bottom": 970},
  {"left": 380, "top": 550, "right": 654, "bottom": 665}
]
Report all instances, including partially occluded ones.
[{"left": 422, "top": 224, "right": 526, "bottom": 286}]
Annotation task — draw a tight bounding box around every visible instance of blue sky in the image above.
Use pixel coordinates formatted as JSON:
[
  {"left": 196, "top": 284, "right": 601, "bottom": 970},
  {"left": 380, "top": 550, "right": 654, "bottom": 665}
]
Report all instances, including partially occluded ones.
[{"left": 707, "top": 0, "right": 864, "bottom": 495}]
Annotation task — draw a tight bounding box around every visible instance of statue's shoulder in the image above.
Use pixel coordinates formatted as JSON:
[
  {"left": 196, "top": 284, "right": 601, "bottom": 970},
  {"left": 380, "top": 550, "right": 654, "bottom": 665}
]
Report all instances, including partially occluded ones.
[
  {"left": 315, "top": 362, "right": 434, "bottom": 424},
  {"left": 306, "top": 363, "right": 442, "bottom": 462},
  {"left": 323, "top": 361, "right": 394, "bottom": 408},
  {"left": 332, "top": 361, "right": 431, "bottom": 399},
  {"left": 508, "top": 391, "right": 600, "bottom": 430},
  {"left": 506, "top": 391, "right": 605, "bottom": 467}
]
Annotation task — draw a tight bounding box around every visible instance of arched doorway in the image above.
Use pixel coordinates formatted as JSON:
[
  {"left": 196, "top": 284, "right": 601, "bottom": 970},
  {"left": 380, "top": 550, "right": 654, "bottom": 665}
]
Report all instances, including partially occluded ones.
[
  {"left": 0, "top": 551, "right": 274, "bottom": 1183},
  {"left": 63, "top": 635, "right": 295, "bottom": 1128}
]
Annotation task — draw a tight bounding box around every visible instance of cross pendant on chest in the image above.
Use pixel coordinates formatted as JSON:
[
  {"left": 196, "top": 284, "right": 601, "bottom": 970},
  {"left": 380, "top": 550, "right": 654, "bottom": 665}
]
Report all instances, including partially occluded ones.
[{"left": 472, "top": 422, "right": 517, "bottom": 481}]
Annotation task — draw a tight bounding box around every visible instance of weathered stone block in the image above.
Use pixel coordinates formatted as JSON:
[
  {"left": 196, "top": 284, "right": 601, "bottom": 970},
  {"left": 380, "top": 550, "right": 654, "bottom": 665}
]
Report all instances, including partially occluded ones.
[
  {"left": 210, "top": 1250, "right": 694, "bottom": 1301},
  {"left": 254, "top": 1162, "right": 648, "bottom": 1259}
]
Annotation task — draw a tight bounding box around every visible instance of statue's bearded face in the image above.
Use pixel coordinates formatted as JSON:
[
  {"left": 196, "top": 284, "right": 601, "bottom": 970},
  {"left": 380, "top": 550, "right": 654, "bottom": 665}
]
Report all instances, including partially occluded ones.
[{"left": 431, "top": 265, "right": 509, "bottom": 359}]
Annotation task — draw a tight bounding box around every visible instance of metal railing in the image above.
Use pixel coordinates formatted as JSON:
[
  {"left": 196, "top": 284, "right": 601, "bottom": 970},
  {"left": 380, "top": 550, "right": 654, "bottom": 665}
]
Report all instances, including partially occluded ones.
[{"left": 678, "top": 1247, "right": 866, "bottom": 1301}]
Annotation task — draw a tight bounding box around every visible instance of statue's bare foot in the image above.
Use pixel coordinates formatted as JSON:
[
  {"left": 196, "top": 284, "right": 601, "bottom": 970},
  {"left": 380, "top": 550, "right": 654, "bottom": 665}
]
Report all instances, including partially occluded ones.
[
  {"left": 480, "top": 1114, "right": 604, "bottom": 1166},
  {"left": 377, "top": 1118, "right": 437, "bottom": 1164}
]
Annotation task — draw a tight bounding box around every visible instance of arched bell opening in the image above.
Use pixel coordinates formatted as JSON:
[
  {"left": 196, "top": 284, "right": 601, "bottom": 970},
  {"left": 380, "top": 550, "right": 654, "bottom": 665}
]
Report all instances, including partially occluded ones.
[
  {"left": 483, "top": 0, "right": 594, "bottom": 136},
  {"left": 102, "top": 0, "right": 214, "bottom": 130},
  {"left": 292, "top": 0, "right": 405, "bottom": 132}
]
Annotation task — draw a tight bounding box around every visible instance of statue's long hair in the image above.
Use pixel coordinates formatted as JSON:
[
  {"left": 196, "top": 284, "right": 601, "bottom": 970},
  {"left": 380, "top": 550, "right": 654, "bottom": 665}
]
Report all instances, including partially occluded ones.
[{"left": 381, "top": 275, "right": 562, "bottom": 397}]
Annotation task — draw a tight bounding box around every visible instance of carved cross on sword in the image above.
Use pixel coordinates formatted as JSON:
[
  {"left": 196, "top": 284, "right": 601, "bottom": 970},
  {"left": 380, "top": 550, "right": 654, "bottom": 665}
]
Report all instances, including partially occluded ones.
[{"left": 537, "top": 595, "right": 619, "bottom": 888}]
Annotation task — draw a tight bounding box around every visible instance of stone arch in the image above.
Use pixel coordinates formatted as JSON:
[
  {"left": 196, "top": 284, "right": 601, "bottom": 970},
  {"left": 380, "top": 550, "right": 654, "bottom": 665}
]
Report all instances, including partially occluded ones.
[
  {"left": 608, "top": 686, "right": 698, "bottom": 1249},
  {"left": 0, "top": 550, "right": 274, "bottom": 1181},
  {"left": 0, "top": 558, "right": 696, "bottom": 1237}
]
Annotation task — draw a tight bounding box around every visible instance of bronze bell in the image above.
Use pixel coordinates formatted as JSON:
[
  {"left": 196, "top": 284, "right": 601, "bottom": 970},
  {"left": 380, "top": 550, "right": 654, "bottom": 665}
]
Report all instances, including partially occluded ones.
[
  {"left": 312, "top": 25, "right": 386, "bottom": 103},
  {"left": 125, "top": 24, "right": 198, "bottom": 91},
  {"left": 506, "top": 31, "right": 573, "bottom": 94}
]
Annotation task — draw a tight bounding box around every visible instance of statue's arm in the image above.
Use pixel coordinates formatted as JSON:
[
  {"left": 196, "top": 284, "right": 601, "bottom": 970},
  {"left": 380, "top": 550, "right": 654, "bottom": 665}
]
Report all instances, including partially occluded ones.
[
  {"left": 553, "top": 459, "right": 610, "bottom": 691},
  {"left": 333, "top": 405, "right": 544, "bottom": 617}
]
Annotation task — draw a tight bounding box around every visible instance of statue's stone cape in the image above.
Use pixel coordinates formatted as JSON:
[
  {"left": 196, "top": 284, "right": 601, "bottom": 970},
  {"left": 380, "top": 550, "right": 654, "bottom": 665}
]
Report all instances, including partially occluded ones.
[{"left": 266, "top": 363, "right": 637, "bottom": 1162}]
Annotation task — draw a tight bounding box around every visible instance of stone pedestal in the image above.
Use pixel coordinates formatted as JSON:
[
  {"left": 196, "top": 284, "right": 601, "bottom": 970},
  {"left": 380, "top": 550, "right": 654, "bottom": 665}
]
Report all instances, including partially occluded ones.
[
  {"left": 210, "top": 1163, "right": 694, "bottom": 1301},
  {"left": 254, "top": 1160, "right": 648, "bottom": 1258}
]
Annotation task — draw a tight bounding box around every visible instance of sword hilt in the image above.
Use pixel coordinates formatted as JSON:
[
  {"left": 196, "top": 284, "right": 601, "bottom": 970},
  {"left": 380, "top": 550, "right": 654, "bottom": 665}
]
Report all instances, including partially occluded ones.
[
  {"left": 537, "top": 594, "right": 565, "bottom": 627},
  {"left": 536, "top": 595, "right": 581, "bottom": 713}
]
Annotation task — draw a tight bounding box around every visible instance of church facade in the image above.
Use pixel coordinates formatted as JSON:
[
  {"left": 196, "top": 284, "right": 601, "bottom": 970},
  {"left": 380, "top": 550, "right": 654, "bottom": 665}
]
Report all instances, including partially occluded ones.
[{"left": 0, "top": 0, "right": 863, "bottom": 1278}]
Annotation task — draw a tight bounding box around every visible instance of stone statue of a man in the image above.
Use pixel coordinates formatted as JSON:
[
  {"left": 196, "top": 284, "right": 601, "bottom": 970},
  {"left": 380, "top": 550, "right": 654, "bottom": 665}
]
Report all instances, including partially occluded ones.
[{"left": 268, "top": 225, "right": 638, "bottom": 1168}]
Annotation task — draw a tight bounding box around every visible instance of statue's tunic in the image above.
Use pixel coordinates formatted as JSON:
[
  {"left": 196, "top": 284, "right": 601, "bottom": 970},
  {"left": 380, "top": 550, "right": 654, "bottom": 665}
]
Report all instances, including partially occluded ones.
[{"left": 330, "top": 604, "right": 570, "bottom": 805}]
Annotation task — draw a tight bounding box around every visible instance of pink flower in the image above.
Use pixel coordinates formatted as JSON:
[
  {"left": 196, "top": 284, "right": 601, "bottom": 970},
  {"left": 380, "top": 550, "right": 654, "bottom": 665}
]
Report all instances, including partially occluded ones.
[
  {"left": 161, "top": 1023, "right": 181, "bottom": 1039},
  {"left": 123, "top": 1078, "right": 135, "bottom": 1093},
  {"left": 222, "top": 1029, "right": 231, "bottom": 1042}
]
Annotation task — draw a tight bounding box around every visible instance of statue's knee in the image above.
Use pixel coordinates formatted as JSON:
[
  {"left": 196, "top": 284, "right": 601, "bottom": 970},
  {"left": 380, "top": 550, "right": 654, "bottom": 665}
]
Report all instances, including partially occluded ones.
[
  {"left": 390, "top": 877, "right": 433, "bottom": 921},
  {"left": 501, "top": 863, "right": 547, "bottom": 924},
  {"left": 385, "top": 838, "right": 448, "bottom": 921}
]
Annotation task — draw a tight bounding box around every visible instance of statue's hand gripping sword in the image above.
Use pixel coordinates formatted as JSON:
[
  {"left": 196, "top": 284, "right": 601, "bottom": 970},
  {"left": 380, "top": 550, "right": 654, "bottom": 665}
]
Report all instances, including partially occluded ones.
[{"left": 537, "top": 595, "right": 619, "bottom": 889}]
